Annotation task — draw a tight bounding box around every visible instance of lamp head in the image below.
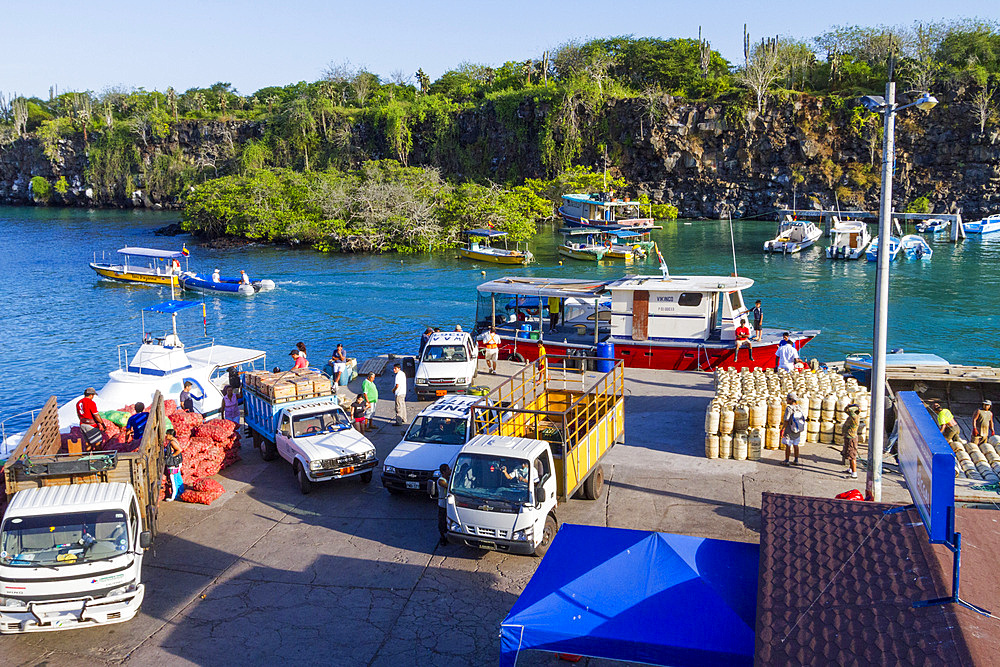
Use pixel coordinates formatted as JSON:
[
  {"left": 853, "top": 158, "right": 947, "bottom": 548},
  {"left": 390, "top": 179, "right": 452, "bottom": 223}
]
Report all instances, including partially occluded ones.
[
  {"left": 915, "top": 93, "right": 938, "bottom": 111},
  {"left": 860, "top": 95, "right": 887, "bottom": 112}
]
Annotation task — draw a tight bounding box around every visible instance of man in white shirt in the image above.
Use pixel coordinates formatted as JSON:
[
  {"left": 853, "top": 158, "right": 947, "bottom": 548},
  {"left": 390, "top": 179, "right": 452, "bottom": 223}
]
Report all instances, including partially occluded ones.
[
  {"left": 212, "top": 268, "right": 221, "bottom": 283},
  {"left": 393, "top": 363, "right": 407, "bottom": 426},
  {"left": 775, "top": 332, "right": 800, "bottom": 372},
  {"left": 478, "top": 326, "right": 501, "bottom": 374}
]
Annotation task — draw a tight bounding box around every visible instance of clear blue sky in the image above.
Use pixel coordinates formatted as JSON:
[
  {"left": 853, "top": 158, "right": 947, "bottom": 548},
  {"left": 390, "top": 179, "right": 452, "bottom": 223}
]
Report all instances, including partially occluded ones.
[{"left": 2, "top": 0, "right": 998, "bottom": 99}]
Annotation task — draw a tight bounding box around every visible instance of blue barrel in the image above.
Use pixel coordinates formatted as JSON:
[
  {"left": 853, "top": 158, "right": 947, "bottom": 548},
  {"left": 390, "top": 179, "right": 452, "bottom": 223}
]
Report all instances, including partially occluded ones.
[{"left": 595, "top": 342, "right": 615, "bottom": 373}]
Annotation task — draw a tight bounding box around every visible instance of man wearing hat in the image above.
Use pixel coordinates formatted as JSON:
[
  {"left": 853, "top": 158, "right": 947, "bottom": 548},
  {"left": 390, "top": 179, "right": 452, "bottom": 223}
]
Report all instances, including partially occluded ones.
[
  {"left": 76, "top": 387, "right": 107, "bottom": 447},
  {"left": 972, "top": 399, "right": 995, "bottom": 445},
  {"left": 931, "top": 401, "right": 960, "bottom": 442},
  {"left": 781, "top": 392, "right": 806, "bottom": 466}
]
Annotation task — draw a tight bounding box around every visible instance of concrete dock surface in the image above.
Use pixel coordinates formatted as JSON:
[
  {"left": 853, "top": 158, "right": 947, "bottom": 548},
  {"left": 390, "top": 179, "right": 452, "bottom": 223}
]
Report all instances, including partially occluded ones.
[{"left": 6, "top": 362, "right": 912, "bottom": 666}]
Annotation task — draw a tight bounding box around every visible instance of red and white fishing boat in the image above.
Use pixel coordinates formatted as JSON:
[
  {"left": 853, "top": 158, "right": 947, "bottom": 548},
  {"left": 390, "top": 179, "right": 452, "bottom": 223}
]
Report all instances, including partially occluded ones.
[{"left": 474, "top": 267, "right": 818, "bottom": 371}]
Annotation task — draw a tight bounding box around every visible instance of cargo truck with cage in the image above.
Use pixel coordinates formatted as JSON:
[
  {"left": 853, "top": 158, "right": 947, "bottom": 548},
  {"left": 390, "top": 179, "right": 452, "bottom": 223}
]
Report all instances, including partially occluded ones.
[
  {"left": 0, "top": 393, "right": 167, "bottom": 634},
  {"left": 243, "top": 369, "right": 378, "bottom": 494},
  {"left": 443, "top": 355, "right": 624, "bottom": 556}
]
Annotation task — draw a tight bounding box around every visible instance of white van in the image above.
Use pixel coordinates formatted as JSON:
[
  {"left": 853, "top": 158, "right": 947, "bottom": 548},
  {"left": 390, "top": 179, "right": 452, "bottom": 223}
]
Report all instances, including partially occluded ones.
[
  {"left": 381, "top": 395, "right": 480, "bottom": 494},
  {"left": 414, "top": 331, "right": 478, "bottom": 400}
]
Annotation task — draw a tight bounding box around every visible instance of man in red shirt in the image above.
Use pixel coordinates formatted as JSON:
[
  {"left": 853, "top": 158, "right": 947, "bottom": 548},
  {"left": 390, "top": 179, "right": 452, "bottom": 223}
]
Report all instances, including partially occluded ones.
[
  {"left": 76, "top": 387, "right": 107, "bottom": 446},
  {"left": 734, "top": 318, "right": 754, "bottom": 363}
]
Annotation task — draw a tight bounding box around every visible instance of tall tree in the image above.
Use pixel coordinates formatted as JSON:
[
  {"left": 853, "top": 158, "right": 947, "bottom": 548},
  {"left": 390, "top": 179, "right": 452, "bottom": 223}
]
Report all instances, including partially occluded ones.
[
  {"left": 284, "top": 98, "right": 316, "bottom": 171},
  {"left": 738, "top": 27, "right": 782, "bottom": 113}
]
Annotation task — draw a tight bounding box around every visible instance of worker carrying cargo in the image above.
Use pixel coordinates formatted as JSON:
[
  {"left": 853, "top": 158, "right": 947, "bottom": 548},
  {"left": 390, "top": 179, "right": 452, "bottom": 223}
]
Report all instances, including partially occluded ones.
[
  {"left": 76, "top": 387, "right": 108, "bottom": 446},
  {"left": 972, "top": 400, "right": 995, "bottom": 445}
]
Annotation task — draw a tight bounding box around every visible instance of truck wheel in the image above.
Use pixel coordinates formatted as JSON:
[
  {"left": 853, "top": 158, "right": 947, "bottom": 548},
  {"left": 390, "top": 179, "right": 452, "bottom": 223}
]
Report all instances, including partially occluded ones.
[
  {"left": 259, "top": 437, "right": 276, "bottom": 462},
  {"left": 360, "top": 471, "right": 373, "bottom": 483},
  {"left": 296, "top": 463, "right": 312, "bottom": 495},
  {"left": 534, "top": 514, "right": 557, "bottom": 557},
  {"left": 582, "top": 465, "right": 604, "bottom": 500}
]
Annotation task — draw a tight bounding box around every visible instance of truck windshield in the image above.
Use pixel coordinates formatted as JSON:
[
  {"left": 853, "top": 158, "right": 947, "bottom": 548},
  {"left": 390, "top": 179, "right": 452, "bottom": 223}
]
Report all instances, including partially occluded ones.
[
  {"left": 292, "top": 409, "right": 351, "bottom": 437},
  {"left": 450, "top": 453, "right": 530, "bottom": 504},
  {"left": 422, "top": 345, "right": 467, "bottom": 362},
  {"left": 405, "top": 416, "right": 467, "bottom": 445},
  {"left": 0, "top": 510, "right": 129, "bottom": 568}
]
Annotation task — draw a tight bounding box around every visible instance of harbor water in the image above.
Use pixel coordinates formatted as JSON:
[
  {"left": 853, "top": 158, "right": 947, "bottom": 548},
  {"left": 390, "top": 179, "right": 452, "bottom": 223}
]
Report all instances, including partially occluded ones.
[{"left": 2, "top": 205, "right": 998, "bottom": 422}]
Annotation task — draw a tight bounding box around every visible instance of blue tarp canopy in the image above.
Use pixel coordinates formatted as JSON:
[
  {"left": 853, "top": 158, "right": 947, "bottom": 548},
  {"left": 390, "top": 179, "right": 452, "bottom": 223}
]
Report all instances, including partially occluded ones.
[
  {"left": 499, "top": 524, "right": 759, "bottom": 667},
  {"left": 607, "top": 229, "right": 644, "bottom": 238},
  {"left": 117, "top": 246, "right": 186, "bottom": 259},
  {"left": 466, "top": 228, "right": 508, "bottom": 237},
  {"left": 143, "top": 300, "right": 202, "bottom": 314}
]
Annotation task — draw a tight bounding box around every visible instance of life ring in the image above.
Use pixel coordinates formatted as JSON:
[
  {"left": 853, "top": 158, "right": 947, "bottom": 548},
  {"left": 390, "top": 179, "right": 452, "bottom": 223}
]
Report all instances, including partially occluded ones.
[{"left": 510, "top": 353, "right": 526, "bottom": 363}]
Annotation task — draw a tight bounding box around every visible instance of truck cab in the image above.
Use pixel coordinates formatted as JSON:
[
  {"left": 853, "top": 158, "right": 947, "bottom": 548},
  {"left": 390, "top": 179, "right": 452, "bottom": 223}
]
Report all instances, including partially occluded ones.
[
  {"left": 414, "top": 331, "right": 479, "bottom": 400},
  {"left": 445, "top": 435, "right": 558, "bottom": 556},
  {"left": 0, "top": 482, "right": 152, "bottom": 633},
  {"left": 381, "top": 395, "right": 481, "bottom": 494}
]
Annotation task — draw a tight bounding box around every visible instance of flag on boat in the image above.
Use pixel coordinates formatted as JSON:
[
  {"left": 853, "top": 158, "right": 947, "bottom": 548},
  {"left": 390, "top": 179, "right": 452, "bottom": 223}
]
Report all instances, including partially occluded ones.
[{"left": 182, "top": 244, "right": 190, "bottom": 256}]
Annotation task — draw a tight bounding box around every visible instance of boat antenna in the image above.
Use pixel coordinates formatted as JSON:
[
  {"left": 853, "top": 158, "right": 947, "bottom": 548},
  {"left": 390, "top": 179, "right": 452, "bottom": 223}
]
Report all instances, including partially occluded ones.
[{"left": 729, "top": 214, "right": 738, "bottom": 278}]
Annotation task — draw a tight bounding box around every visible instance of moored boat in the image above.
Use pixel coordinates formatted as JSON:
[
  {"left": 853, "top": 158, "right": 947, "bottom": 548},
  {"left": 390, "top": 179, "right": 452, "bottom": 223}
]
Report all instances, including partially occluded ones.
[
  {"left": 764, "top": 220, "right": 822, "bottom": 254},
  {"left": 458, "top": 229, "right": 533, "bottom": 265},
  {"left": 914, "top": 218, "right": 949, "bottom": 234},
  {"left": 90, "top": 246, "right": 189, "bottom": 285},
  {"left": 601, "top": 229, "right": 657, "bottom": 261},
  {"left": 558, "top": 228, "right": 607, "bottom": 261},
  {"left": 866, "top": 236, "right": 901, "bottom": 262},
  {"left": 826, "top": 220, "right": 871, "bottom": 260},
  {"left": 558, "top": 193, "right": 655, "bottom": 230},
  {"left": 473, "top": 271, "right": 819, "bottom": 371},
  {"left": 899, "top": 234, "right": 933, "bottom": 260},
  {"left": 180, "top": 271, "right": 276, "bottom": 295},
  {"left": 964, "top": 214, "right": 1000, "bottom": 235}
]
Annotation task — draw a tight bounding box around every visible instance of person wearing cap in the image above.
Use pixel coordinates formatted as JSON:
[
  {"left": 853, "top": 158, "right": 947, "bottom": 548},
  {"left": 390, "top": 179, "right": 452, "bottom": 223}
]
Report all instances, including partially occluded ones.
[
  {"left": 775, "top": 332, "right": 800, "bottom": 372},
  {"left": 212, "top": 268, "right": 221, "bottom": 283},
  {"left": 781, "top": 392, "right": 806, "bottom": 466},
  {"left": 931, "top": 401, "right": 960, "bottom": 442},
  {"left": 972, "top": 400, "right": 995, "bottom": 445},
  {"left": 290, "top": 349, "right": 308, "bottom": 370},
  {"left": 841, "top": 403, "right": 861, "bottom": 478},
  {"left": 76, "top": 387, "right": 107, "bottom": 447}
]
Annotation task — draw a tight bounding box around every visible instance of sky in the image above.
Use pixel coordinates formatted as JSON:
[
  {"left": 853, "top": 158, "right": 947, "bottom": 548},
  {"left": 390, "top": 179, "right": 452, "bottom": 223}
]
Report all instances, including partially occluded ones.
[{"left": 2, "top": 0, "right": 999, "bottom": 99}]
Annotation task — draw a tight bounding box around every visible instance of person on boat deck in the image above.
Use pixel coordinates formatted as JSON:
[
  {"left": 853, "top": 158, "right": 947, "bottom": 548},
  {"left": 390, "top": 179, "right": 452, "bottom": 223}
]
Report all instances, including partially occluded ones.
[
  {"left": 734, "top": 319, "right": 753, "bottom": 362},
  {"left": 171, "top": 259, "right": 181, "bottom": 275},
  {"left": 179, "top": 381, "right": 202, "bottom": 412},
  {"left": 775, "top": 332, "right": 800, "bottom": 372},
  {"left": 212, "top": 268, "right": 221, "bottom": 283},
  {"left": 329, "top": 344, "right": 347, "bottom": 386},
  {"left": 125, "top": 402, "right": 148, "bottom": 443},
  {"left": 290, "top": 350, "right": 308, "bottom": 370},
  {"left": 548, "top": 297, "right": 562, "bottom": 332},
  {"left": 931, "top": 401, "right": 960, "bottom": 442},
  {"left": 240, "top": 270, "right": 250, "bottom": 285},
  {"left": 971, "top": 400, "right": 995, "bottom": 445},
  {"left": 751, "top": 300, "right": 763, "bottom": 341},
  {"left": 76, "top": 387, "right": 108, "bottom": 446}
]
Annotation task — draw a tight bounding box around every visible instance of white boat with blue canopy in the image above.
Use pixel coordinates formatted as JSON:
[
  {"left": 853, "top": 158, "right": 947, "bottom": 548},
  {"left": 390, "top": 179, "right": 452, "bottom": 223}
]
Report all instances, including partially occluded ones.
[
  {"left": 899, "top": 234, "right": 933, "bottom": 260},
  {"left": 866, "top": 236, "right": 901, "bottom": 262},
  {"left": 964, "top": 214, "right": 1000, "bottom": 235},
  {"left": 558, "top": 193, "right": 655, "bottom": 230},
  {"left": 0, "top": 299, "right": 265, "bottom": 456},
  {"left": 90, "top": 246, "right": 190, "bottom": 286}
]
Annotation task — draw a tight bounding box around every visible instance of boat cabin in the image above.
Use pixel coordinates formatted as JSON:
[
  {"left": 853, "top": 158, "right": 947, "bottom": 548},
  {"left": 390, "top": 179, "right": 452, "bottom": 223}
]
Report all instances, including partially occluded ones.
[
  {"left": 605, "top": 275, "right": 753, "bottom": 342},
  {"left": 559, "top": 194, "right": 654, "bottom": 227}
]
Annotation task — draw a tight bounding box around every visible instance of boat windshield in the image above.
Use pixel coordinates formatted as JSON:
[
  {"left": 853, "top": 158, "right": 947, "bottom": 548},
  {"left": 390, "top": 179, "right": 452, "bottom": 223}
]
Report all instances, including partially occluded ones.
[
  {"left": 422, "top": 345, "right": 467, "bottom": 362},
  {"left": 292, "top": 409, "right": 352, "bottom": 436},
  {"left": 450, "top": 453, "right": 530, "bottom": 504},
  {"left": 1, "top": 510, "right": 129, "bottom": 567},
  {"left": 405, "top": 416, "right": 467, "bottom": 445}
]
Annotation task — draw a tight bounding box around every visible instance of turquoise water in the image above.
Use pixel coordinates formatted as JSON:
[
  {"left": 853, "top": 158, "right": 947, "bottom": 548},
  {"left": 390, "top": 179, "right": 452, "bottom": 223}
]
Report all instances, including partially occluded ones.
[{"left": 2, "top": 206, "right": 999, "bottom": 421}]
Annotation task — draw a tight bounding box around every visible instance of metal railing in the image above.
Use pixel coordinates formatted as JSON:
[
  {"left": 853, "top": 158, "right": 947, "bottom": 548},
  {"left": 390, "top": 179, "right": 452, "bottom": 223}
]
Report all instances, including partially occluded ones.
[{"left": 117, "top": 338, "right": 216, "bottom": 371}]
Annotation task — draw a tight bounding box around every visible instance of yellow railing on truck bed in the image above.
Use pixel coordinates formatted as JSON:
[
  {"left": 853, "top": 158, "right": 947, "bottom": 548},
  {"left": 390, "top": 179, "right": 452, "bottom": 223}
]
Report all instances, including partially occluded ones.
[{"left": 471, "top": 355, "right": 624, "bottom": 501}]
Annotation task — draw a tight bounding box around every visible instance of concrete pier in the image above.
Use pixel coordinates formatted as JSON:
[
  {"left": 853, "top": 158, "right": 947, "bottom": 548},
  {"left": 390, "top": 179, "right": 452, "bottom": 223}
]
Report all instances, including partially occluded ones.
[{"left": 4, "top": 362, "right": 911, "bottom": 665}]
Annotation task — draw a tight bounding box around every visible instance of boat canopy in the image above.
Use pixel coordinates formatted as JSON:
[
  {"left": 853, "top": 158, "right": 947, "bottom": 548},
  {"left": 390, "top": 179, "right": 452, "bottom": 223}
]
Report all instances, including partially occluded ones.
[
  {"left": 559, "top": 228, "right": 602, "bottom": 236},
  {"left": 606, "top": 229, "right": 644, "bottom": 239},
  {"left": 466, "top": 228, "right": 508, "bottom": 238},
  {"left": 186, "top": 344, "right": 266, "bottom": 370},
  {"left": 606, "top": 275, "right": 754, "bottom": 293},
  {"left": 143, "top": 300, "right": 202, "bottom": 314},
  {"left": 479, "top": 277, "right": 608, "bottom": 299},
  {"left": 562, "top": 193, "right": 641, "bottom": 207},
  {"left": 117, "top": 247, "right": 186, "bottom": 259}
]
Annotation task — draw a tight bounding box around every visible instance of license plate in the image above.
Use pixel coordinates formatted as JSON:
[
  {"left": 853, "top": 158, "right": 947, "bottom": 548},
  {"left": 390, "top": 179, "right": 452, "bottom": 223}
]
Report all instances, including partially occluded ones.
[
  {"left": 479, "top": 541, "right": 498, "bottom": 551},
  {"left": 436, "top": 390, "right": 447, "bottom": 396},
  {"left": 406, "top": 481, "right": 420, "bottom": 489},
  {"left": 340, "top": 466, "right": 354, "bottom": 475}
]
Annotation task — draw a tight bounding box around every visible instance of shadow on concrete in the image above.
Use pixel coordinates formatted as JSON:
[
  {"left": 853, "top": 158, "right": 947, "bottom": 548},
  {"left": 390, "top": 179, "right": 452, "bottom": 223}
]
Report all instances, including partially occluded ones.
[{"left": 606, "top": 478, "right": 761, "bottom": 536}]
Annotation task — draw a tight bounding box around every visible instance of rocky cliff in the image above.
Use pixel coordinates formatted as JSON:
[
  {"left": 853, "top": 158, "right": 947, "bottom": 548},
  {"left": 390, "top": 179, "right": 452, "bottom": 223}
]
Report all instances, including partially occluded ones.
[{"left": 2, "top": 90, "right": 998, "bottom": 219}]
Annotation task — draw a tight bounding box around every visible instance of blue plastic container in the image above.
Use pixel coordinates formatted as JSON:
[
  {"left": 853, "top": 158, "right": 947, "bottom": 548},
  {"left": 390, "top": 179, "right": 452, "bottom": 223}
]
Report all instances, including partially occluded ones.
[
  {"left": 595, "top": 341, "right": 615, "bottom": 373},
  {"left": 520, "top": 324, "right": 532, "bottom": 332}
]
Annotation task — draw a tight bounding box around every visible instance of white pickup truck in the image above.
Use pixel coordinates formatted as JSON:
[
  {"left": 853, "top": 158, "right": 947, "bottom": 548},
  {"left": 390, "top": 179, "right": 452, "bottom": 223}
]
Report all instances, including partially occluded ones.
[
  {"left": 244, "top": 370, "right": 378, "bottom": 494},
  {"left": 414, "top": 331, "right": 479, "bottom": 400}
]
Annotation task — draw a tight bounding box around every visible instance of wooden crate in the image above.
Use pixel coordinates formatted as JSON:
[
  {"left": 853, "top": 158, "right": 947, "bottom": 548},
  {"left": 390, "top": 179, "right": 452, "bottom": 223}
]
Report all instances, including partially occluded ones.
[{"left": 272, "top": 382, "right": 297, "bottom": 400}]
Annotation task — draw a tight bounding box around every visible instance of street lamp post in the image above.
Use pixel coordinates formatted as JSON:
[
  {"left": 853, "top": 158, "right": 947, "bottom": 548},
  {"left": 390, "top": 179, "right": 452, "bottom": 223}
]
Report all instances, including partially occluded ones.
[{"left": 860, "top": 84, "right": 938, "bottom": 501}]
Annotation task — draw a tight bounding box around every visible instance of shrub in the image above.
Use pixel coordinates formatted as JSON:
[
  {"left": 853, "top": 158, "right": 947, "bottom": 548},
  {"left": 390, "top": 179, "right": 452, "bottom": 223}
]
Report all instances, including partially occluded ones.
[{"left": 30, "top": 176, "right": 52, "bottom": 203}]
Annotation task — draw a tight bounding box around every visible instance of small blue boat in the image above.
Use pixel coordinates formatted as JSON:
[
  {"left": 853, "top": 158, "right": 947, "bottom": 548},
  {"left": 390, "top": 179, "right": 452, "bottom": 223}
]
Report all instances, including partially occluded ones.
[
  {"left": 179, "top": 271, "right": 276, "bottom": 296},
  {"left": 900, "top": 234, "right": 933, "bottom": 260},
  {"left": 866, "top": 236, "right": 901, "bottom": 262},
  {"left": 964, "top": 214, "right": 1000, "bottom": 234},
  {"left": 914, "top": 218, "right": 949, "bottom": 234}
]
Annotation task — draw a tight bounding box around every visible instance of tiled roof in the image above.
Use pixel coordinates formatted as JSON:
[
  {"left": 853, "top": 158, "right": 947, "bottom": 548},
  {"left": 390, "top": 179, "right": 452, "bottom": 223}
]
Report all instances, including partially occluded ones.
[{"left": 756, "top": 492, "right": 1000, "bottom": 666}]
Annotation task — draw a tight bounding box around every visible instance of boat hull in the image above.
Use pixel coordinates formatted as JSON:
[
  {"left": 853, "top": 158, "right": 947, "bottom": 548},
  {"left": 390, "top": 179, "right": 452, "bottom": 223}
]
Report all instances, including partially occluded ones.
[
  {"left": 494, "top": 332, "right": 817, "bottom": 371},
  {"left": 180, "top": 273, "right": 272, "bottom": 295},
  {"left": 90, "top": 263, "right": 178, "bottom": 286},
  {"left": 459, "top": 248, "right": 528, "bottom": 265},
  {"left": 558, "top": 245, "right": 606, "bottom": 261},
  {"left": 965, "top": 220, "right": 1000, "bottom": 234},
  {"left": 558, "top": 207, "right": 655, "bottom": 230},
  {"left": 764, "top": 239, "right": 814, "bottom": 254}
]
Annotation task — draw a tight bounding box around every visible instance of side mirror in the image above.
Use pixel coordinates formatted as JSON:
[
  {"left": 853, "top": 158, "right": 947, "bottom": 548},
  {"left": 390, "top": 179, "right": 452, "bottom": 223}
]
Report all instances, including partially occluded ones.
[
  {"left": 427, "top": 479, "right": 438, "bottom": 498},
  {"left": 534, "top": 483, "right": 545, "bottom": 503},
  {"left": 139, "top": 531, "right": 153, "bottom": 549}
]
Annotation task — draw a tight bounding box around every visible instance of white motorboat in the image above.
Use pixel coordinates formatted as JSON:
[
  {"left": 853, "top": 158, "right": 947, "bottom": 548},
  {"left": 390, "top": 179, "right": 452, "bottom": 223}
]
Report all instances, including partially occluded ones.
[
  {"left": 764, "top": 220, "right": 822, "bottom": 254},
  {"left": 914, "top": 219, "right": 949, "bottom": 234},
  {"left": 1, "top": 300, "right": 265, "bottom": 456},
  {"left": 900, "top": 234, "right": 933, "bottom": 260},
  {"left": 965, "top": 214, "right": 1000, "bottom": 235},
  {"left": 826, "top": 220, "right": 872, "bottom": 260}
]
